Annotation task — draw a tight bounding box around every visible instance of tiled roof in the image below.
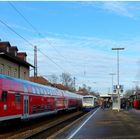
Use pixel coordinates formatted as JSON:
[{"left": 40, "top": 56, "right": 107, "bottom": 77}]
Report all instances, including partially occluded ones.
[{"left": 0, "top": 41, "right": 33, "bottom": 67}]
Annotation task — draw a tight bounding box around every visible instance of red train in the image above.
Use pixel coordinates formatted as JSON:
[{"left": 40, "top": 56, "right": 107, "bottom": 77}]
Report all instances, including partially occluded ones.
[{"left": 0, "top": 74, "right": 82, "bottom": 122}]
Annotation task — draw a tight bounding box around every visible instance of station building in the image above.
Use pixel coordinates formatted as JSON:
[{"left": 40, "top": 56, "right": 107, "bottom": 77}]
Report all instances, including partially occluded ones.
[{"left": 0, "top": 41, "right": 33, "bottom": 80}]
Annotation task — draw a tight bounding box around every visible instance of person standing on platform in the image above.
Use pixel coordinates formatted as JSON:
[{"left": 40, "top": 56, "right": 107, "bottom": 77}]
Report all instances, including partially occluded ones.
[
  {"left": 126, "top": 99, "right": 130, "bottom": 110},
  {"left": 100, "top": 100, "right": 104, "bottom": 110}
]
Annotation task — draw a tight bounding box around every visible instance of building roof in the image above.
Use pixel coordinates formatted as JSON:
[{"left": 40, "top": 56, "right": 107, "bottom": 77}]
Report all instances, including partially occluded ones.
[
  {"left": 29, "top": 76, "right": 50, "bottom": 85},
  {"left": 10, "top": 46, "right": 18, "bottom": 51},
  {"left": 0, "top": 52, "right": 34, "bottom": 67},
  {"left": 100, "top": 94, "right": 111, "bottom": 97},
  {"left": 0, "top": 41, "right": 11, "bottom": 48},
  {"left": 29, "top": 76, "right": 69, "bottom": 90},
  {"left": 50, "top": 83, "right": 68, "bottom": 90},
  {"left": 0, "top": 41, "right": 33, "bottom": 68},
  {"left": 76, "top": 91, "right": 89, "bottom": 96},
  {"left": 17, "top": 52, "right": 27, "bottom": 56}
]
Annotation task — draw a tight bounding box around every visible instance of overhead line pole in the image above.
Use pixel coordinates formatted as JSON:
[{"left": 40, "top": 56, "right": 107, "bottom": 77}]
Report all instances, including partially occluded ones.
[
  {"left": 34, "top": 46, "right": 37, "bottom": 78},
  {"left": 0, "top": 18, "right": 67, "bottom": 73}
]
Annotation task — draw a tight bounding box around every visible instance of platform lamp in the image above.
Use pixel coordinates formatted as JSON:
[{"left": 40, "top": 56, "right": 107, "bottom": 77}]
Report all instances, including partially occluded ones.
[{"left": 112, "top": 47, "right": 124, "bottom": 112}]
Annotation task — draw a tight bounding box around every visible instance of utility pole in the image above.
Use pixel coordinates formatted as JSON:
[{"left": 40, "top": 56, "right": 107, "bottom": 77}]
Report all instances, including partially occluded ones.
[
  {"left": 73, "top": 77, "right": 76, "bottom": 91},
  {"left": 34, "top": 46, "right": 37, "bottom": 81}
]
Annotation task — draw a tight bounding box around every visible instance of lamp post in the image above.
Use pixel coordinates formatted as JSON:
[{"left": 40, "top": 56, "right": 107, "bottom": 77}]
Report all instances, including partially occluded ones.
[
  {"left": 112, "top": 47, "right": 124, "bottom": 111},
  {"left": 109, "top": 73, "right": 116, "bottom": 100}
]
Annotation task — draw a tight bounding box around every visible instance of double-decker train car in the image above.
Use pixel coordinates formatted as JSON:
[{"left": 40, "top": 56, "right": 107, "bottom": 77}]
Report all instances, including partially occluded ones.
[
  {"left": 0, "top": 74, "right": 82, "bottom": 122},
  {"left": 82, "top": 95, "right": 98, "bottom": 111}
]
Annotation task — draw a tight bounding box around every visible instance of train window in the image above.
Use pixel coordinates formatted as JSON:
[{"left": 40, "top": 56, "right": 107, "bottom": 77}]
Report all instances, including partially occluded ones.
[
  {"left": 38, "top": 88, "right": 41, "bottom": 95},
  {"left": 32, "top": 86, "right": 36, "bottom": 94},
  {"left": 37, "top": 106, "right": 41, "bottom": 111},
  {"left": 32, "top": 106, "right": 36, "bottom": 113},
  {"left": 34, "top": 87, "right": 38, "bottom": 94},
  {"left": 40, "top": 88, "right": 44, "bottom": 95},
  {"left": 38, "top": 88, "right": 41, "bottom": 94},
  {"left": 43, "top": 89, "right": 46, "bottom": 95},
  {"left": 15, "top": 93, "right": 20, "bottom": 103},
  {"left": 44, "top": 89, "right": 47, "bottom": 95},
  {"left": 41, "top": 106, "right": 45, "bottom": 111},
  {"left": 1, "top": 91, "right": 7, "bottom": 102},
  {"left": 35, "top": 87, "right": 40, "bottom": 95},
  {"left": 47, "top": 89, "right": 51, "bottom": 95},
  {"left": 23, "top": 85, "right": 28, "bottom": 93}
]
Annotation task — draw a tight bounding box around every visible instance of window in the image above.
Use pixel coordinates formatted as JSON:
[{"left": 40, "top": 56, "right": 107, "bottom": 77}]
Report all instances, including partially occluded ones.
[
  {"left": 14, "top": 69, "right": 17, "bottom": 77},
  {"left": 0, "top": 64, "right": 4, "bottom": 74},
  {"left": 15, "top": 93, "right": 20, "bottom": 103},
  {"left": 38, "top": 87, "right": 41, "bottom": 94},
  {"left": 32, "top": 106, "right": 36, "bottom": 113},
  {"left": 15, "top": 51, "right": 17, "bottom": 56},
  {"left": 45, "top": 89, "right": 48, "bottom": 95},
  {"left": 32, "top": 86, "right": 36, "bottom": 94},
  {"left": 35, "top": 87, "right": 40, "bottom": 95},
  {"left": 1, "top": 91, "right": 7, "bottom": 102},
  {"left": 37, "top": 106, "right": 41, "bottom": 111},
  {"left": 23, "top": 71, "right": 26, "bottom": 79},
  {"left": 34, "top": 87, "right": 37, "bottom": 94},
  {"left": 41, "top": 105, "right": 45, "bottom": 111},
  {"left": 7, "top": 66, "right": 11, "bottom": 76},
  {"left": 43, "top": 89, "right": 46, "bottom": 95},
  {"left": 83, "top": 97, "right": 93, "bottom": 104},
  {"left": 23, "top": 85, "right": 28, "bottom": 93},
  {"left": 40, "top": 88, "right": 44, "bottom": 95},
  {"left": 6, "top": 47, "right": 9, "bottom": 52}
]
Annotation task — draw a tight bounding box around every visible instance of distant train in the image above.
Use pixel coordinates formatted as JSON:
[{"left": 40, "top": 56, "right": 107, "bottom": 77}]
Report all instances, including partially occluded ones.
[
  {"left": 0, "top": 74, "right": 83, "bottom": 122},
  {"left": 82, "top": 95, "right": 98, "bottom": 111}
]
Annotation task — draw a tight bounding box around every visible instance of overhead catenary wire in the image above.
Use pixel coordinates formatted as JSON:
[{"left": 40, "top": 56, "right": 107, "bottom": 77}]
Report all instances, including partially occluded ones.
[
  {"left": 0, "top": 19, "right": 34, "bottom": 47},
  {"left": 38, "top": 48, "right": 66, "bottom": 72},
  {"left": 0, "top": 18, "right": 66, "bottom": 73},
  {"left": 8, "top": 1, "right": 69, "bottom": 62}
]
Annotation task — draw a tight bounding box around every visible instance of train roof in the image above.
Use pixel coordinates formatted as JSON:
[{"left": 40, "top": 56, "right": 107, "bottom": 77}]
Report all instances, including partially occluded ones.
[
  {"left": 0, "top": 74, "right": 48, "bottom": 88},
  {"left": 0, "top": 74, "right": 81, "bottom": 98}
]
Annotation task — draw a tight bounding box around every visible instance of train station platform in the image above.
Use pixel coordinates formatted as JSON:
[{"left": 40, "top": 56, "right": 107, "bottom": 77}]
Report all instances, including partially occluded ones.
[{"left": 57, "top": 108, "right": 140, "bottom": 139}]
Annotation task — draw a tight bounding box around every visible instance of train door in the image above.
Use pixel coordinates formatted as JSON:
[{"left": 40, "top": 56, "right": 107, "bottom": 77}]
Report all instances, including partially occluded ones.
[
  {"left": 54, "top": 97, "right": 57, "bottom": 110},
  {"left": 23, "top": 95, "right": 29, "bottom": 118},
  {"left": 64, "top": 99, "right": 68, "bottom": 109}
]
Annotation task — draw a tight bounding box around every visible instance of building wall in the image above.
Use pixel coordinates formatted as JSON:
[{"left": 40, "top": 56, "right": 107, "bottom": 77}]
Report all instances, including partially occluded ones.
[{"left": 0, "top": 57, "right": 29, "bottom": 80}]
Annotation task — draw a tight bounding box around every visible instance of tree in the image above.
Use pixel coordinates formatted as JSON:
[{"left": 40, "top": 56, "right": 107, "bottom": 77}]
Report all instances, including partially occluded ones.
[
  {"left": 48, "top": 74, "right": 58, "bottom": 83},
  {"left": 60, "top": 73, "right": 75, "bottom": 91},
  {"left": 124, "top": 89, "right": 135, "bottom": 98},
  {"left": 60, "top": 73, "right": 72, "bottom": 86},
  {"left": 78, "top": 84, "right": 99, "bottom": 96},
  {"left": 78, "top": 84, "right": 91, "bottom": 95}
]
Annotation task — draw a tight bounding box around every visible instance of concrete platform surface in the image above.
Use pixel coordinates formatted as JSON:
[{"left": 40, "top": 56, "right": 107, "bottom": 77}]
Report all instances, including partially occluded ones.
[{"left": 65, "top": 108, "right": 140, "bottom": 139}]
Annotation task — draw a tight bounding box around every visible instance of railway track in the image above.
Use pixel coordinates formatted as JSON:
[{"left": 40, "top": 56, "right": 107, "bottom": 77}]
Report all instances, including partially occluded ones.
[
  {"left": 28, "top": 108, "right": 97, "bottom": 139},
  {"left": 26, "top": 109, "right": 96, "bottom": 139},
  {"left": 0, "top": 110, "right": 86, "bottom": 139},
  {"left": 27, "top": 111, "right": 86, "bottom": 139}
]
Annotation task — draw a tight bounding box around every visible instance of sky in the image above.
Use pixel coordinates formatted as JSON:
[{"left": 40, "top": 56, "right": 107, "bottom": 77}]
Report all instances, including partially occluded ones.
[{"left": 0, "top": 1, "right": 140, "bottom": 94}]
